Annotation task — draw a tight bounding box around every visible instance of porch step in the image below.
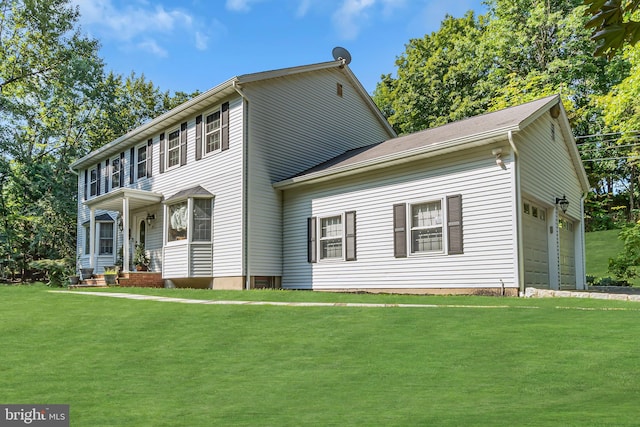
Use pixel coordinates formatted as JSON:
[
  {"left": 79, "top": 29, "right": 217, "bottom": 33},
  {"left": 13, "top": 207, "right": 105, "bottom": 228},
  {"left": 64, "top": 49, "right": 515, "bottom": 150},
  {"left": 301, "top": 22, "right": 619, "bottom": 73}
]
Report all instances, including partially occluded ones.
[{"left": 69, "top": 274, "right": 111, "bottom": 289}]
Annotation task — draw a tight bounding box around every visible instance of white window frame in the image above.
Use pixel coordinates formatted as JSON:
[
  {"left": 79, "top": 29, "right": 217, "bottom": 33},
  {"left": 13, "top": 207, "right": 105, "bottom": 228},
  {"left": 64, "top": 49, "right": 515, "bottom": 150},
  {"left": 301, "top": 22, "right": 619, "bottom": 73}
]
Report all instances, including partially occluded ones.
[
  {"left": 111, "top": 157, "right": 121, "bottom": 189},
  {"left": 204, "top": 108, "right": 221, "bottom": 156},
  {"left": 166, "top": 128, "right": 181, "bottom": 170},
  {"left": 319, "top": 214, "right": 344, "bottom": 261},
  {"left": 89, "top": 167, "right": 98, "bottom": 197},
  {"left": 166, "top": 197, "right": 213, "bottom": 245},
  {"left": 409, "top": 199, "right": 445, "bottom": 255},
  {"left": 192, "top": 198, "right": 212, "bottom": 242},
  {"left": 136, "top": 144, "right": 147, "bottom": 180},
  {"left": 98, "top": 222, "right": 115, "bottom": 255}
]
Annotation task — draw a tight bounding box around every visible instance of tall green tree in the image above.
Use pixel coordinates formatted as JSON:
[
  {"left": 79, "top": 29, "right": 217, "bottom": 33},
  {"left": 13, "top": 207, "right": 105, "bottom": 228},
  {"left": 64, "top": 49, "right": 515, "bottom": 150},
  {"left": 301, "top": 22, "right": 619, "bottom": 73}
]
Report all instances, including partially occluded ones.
[
  {"left": 373, "top": 12, "right": 490, "bottom": 134},
  {"left": 584, "top": 0, "right": 640, "bottom": 57}
]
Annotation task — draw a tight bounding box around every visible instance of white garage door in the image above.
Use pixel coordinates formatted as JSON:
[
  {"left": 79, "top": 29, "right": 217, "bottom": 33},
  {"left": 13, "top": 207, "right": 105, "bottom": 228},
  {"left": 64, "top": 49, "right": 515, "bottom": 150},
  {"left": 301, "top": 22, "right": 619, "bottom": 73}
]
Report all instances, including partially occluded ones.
[
  {"left": 559, "top": 217, "right": 576, "bottom": 290},
  {"left": 523, "top": 200, "right": 549, "bottom": 288}
]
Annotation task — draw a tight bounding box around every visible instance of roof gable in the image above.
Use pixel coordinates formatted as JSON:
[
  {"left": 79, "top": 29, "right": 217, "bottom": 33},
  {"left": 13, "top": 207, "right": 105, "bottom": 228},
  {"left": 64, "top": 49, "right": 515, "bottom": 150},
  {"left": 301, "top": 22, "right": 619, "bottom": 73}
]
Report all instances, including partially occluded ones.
[{"left": 275, "top": 95, "right": 588, "bottom": 191}]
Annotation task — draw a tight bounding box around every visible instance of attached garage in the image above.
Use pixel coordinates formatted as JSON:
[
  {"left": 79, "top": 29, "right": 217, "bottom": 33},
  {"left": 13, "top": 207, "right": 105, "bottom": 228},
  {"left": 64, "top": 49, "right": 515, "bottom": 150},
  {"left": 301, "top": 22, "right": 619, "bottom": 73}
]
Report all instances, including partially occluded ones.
[{"left": 523, "top": 199, "right": 549, "bottom": 288}]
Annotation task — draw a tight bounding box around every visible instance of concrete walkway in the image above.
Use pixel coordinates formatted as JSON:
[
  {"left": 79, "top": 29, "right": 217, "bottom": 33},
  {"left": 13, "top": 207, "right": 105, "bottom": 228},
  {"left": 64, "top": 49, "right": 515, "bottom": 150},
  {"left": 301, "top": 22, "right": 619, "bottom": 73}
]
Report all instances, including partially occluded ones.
[
  {"left": 49, "top": 288, "right": 640, "bottom": 308},
  {"left": 49, "top": 290, "right": 535, "bottom": 309}
]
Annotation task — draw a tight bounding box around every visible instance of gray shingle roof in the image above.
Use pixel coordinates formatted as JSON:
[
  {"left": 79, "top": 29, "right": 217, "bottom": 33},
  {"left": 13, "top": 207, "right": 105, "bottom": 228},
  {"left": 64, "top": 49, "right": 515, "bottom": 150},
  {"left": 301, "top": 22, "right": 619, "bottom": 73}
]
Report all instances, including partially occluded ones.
[{"left": 284, "top": 95, "right": 559, "bottom": 182}]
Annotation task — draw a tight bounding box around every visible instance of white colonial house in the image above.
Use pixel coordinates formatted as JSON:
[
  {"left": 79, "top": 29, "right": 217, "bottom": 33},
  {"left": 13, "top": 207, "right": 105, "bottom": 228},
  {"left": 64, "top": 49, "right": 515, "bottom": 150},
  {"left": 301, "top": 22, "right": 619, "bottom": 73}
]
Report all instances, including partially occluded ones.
[{"left": 72, "top": 57, "right": 589, "bottom": 295}]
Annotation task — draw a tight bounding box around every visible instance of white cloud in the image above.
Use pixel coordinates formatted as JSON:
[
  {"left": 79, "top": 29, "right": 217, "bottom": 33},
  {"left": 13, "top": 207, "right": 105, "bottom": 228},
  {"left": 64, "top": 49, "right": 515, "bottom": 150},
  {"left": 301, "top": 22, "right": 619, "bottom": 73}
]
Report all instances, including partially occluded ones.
[
  {"left": 137, "top": 39, "right": 168, "bottom": 57},
  {"left": 332, "top": 0, "right": 376, "bottom": 40},
  {"left": 195, "top": 31, "right": 209, "bottom": 51},
  {"left": 71, "top": 0, "right": 206, "bottom": 56},
  {"left": 226, "top": 0, "right": 262, "bottom": 12}
]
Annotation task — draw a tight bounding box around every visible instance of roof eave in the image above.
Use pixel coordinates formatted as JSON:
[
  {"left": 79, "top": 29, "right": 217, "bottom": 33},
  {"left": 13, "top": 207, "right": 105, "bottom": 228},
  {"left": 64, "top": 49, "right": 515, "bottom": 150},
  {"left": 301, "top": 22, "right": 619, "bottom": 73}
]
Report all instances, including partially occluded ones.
[
  {"left": 71, "top": 78, "right": 240, "bottom": 170},
  {"left": 273, "top": 127, "right": 517, "bottom": 190}
]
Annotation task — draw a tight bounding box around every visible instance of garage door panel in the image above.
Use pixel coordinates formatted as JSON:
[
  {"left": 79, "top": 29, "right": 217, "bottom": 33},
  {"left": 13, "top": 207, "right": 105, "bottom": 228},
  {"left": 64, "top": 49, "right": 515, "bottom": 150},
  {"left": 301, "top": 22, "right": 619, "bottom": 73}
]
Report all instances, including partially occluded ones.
[{"left": 523, "top": 200, "right": 549, "bottom": 288}]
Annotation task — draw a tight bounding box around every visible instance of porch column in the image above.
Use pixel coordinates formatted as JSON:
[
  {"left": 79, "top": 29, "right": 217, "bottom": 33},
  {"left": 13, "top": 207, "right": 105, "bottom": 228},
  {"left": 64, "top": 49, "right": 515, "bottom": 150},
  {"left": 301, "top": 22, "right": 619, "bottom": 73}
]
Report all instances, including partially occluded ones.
[
  {"left": 89, "top": 207, "right": 96, "bottom": 268},
  {"left": 122, "top": 197, "right": 130, "bottom": 273}
]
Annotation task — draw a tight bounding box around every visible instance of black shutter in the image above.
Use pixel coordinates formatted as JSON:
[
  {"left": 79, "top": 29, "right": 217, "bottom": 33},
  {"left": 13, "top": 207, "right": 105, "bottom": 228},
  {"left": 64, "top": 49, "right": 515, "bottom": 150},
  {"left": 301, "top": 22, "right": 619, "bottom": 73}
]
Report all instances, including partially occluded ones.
[
  {"left": 447, "top": 195, "right": 463, "bottom": 255},
  {"left": 120, "top": 151, "right": 125, "bottom": 187},
  {"left": 195, "top": 115, "right": 202, "bottom": 160},
  {"left": 307, "top": 217, "right": 317, "bottom": 263},
  {"left": 84, "top": 169, "right": 88, "bottom": 200},
  {"left": 97, "top": 162, "right": 102, "bottom": 195},
  {"left": 159, "top": 133, "right": 165, "bottom": 174},
  {"left": 147, "top": 139, "right": 153, "bottom": 178},
  {"left": 393, "top": 204, "right": 407, "bottom": 258},
  {"left": 221, "top": 102, "right": 229, "bottom": 151},
  {"left": 129, "top": 148, "right": 134, "bottom": 184},
  {"left": 345, "top": 211, "right": 356, "bottom": 261},
  {"left": 180, "top": 122, "right": 188, "bottom": 166}
]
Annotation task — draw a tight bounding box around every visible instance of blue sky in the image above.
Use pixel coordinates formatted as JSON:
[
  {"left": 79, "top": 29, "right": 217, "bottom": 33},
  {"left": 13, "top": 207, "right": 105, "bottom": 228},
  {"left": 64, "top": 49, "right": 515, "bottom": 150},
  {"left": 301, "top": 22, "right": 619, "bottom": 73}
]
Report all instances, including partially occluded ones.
[{"left": 72, "top": 0, "right": 487, "bottom": 95}]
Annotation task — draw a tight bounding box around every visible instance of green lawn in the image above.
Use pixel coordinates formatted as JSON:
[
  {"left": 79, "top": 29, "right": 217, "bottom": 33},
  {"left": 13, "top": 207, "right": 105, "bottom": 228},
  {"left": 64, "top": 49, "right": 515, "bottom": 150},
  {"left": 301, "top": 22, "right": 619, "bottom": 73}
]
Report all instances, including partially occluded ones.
[
  {"left": 585, "top": 229, "right": 624, "bottom": 278},
  {"left": 2, "top": 285, "right": 640, "bottom": 426}
]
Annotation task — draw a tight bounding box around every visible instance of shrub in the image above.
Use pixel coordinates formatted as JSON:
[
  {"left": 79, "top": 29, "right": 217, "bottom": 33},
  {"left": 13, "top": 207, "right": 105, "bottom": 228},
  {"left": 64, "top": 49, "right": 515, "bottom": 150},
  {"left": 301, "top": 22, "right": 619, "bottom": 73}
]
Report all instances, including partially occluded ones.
[{"left": 28, "top": 258, "right": 73, "bottom": 287}]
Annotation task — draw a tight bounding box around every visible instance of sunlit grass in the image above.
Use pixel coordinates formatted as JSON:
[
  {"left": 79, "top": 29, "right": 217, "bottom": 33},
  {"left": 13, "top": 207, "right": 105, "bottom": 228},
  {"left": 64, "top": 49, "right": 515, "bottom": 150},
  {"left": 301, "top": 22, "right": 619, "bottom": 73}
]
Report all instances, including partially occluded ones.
[{"left": 1, "top": 284, "right": 639, "bottom": 426}]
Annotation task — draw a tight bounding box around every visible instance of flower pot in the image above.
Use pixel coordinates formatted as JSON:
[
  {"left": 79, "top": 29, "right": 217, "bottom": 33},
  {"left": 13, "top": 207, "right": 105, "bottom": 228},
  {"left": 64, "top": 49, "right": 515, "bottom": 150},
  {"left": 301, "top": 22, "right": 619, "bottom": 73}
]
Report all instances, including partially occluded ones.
[
  {"left": 136, "top": 265, "right": 148, "bottom": 272},
  {"left": 69, "top": 275, "right": 80, "bottom": 285},
  {"left": 80, "top": 268, "right": 94, "bottom": 280},
  {"left": 103, "top": 274, "right": 117, "bottom": 286}
]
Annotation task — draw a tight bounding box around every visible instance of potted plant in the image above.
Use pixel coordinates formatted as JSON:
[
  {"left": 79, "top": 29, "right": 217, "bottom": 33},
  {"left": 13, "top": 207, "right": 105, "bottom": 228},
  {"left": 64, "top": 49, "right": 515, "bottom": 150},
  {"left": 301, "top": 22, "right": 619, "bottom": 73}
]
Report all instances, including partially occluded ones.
[
  {"left": 133, "top": 242, "right": 150, "bottom": 271},
  {"left": 103, "top": 266, "right": 118, "bottom": 286}
]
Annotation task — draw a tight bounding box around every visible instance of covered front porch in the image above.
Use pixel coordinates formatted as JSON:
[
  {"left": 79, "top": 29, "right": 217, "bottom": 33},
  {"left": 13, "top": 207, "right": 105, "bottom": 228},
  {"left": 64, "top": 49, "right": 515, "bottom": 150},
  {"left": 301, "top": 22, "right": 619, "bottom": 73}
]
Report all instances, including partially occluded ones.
[{"left": 84, "top": 188, "right": 163, "bottom": 273}]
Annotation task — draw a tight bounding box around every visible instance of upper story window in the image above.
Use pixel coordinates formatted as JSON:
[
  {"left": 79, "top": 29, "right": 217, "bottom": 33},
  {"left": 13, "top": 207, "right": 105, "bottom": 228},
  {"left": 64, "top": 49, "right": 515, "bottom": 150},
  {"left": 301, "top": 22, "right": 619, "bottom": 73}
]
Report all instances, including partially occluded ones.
[
  {"left": 89, "top": 168, "right": 98, "bottom": 197},
  {"left": 111, "top": 157, "right": 121, "bottom": 189},
  {"left": 167, "top": 129, "right": 181, "bottom": 169},
  {"left": 137, "top": 145, "right": 147, "bottom": 179},
  {"left": 205, "top": 110, "right": 221, "bottom": 154}
]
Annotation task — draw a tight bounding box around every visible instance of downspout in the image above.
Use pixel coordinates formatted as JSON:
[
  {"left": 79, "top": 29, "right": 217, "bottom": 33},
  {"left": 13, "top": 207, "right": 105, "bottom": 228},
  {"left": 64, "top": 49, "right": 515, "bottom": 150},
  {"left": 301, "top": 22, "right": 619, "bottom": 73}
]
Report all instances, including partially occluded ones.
[
  {"left": 233, "top": 81, "right": 251, "bottom": 290},
  {"left": 508, "top": 130, "right": 525, "bottom": 295},
  {"left": 579, "top": 192, "right": 587, "bottom": 290}
]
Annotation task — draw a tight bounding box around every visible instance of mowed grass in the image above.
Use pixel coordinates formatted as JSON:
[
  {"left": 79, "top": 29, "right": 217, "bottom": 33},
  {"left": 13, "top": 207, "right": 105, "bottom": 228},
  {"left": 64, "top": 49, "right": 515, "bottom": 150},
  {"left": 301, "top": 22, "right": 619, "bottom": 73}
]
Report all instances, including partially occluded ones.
[
  {"left": 585, "top": 229, "right": 624, "bottom": 278},
  {"left": 2, "top": 285, "right": 640, "bottom": 426}
]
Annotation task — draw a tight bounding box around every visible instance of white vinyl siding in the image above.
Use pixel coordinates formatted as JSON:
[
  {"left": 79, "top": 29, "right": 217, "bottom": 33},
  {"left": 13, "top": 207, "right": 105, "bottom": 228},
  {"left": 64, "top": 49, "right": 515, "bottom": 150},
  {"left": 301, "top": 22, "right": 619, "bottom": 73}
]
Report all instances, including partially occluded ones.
[
  {"left": 244, "top": 67, "right": 393, "bottom": 277},
  {"left": 283, "top": 145, "right": 516, "bottom": 290}
]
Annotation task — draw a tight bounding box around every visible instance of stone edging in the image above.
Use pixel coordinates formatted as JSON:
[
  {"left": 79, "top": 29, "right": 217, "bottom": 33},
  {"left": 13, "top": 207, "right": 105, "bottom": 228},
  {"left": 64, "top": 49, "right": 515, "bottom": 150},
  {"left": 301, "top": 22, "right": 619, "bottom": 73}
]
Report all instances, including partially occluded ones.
[{"left": 524, "top": 287, "right": 640, "bottom": 302}]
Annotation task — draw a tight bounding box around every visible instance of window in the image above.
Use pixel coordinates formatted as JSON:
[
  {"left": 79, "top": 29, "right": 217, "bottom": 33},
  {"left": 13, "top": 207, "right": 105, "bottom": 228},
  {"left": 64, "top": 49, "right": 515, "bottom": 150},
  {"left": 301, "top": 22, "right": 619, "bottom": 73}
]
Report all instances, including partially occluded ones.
[
  {"left": 89, "top": 168, "right": 98, "bottom": 196},
  {"left": 320, "top": 215, "right": 343, "bottom": 259},
  {"left": 167, "top": 198, "right": 213, "bottom": 242},
  {"left": 99, "top": 222, "right": 114, "bottom": 255},
  {"left": 137, "top": 145, "right": 147, "bottom": 179},
  {"left": 308, "top": 212, "right": 356, "bottom": 263},
  {"left": 168, "top": 201, "right": 188, "bottom": 241},
  {"left": 111, "top": 157, "right": 121, "bottom": 189},
  {"left": 205, "top": 111, "right": 221, "bottom": 154},
  {"left": 193, "top": 199, "right": 212, "bottom": 242},
  {"left": 411, "top": 201, "right": 443, "bottom": 253},
  {"left": 167, "top": 129, "right": 180, "bottom": 169},
  {"left": 84, "top": 225, "right": 90, "bottom": 255}
]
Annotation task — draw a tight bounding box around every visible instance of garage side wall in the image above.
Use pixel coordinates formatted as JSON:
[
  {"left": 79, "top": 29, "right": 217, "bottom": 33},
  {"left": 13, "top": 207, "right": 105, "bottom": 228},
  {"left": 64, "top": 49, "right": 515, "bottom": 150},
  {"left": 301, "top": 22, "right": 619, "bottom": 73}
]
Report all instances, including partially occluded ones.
[{"left": 282, "top": 144, "right": 517, "bottom": 293}]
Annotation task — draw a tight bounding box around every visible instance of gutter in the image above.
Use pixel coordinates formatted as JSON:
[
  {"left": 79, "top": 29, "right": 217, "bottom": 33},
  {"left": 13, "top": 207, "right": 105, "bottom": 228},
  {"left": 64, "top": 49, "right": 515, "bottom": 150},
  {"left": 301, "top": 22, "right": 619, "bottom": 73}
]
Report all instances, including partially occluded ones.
[
  {"left": 233, "top": 81, "right": 252, "bottom": 291},
  {"left": 507, "top": 130, "right": 524, "bottom": 295}
]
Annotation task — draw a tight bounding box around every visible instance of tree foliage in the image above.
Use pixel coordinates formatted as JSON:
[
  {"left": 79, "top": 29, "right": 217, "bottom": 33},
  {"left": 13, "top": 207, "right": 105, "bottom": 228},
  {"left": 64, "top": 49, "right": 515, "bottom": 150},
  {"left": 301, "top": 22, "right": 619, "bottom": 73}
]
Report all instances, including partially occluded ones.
[
  {"left": 0, "top": 0, "right": 197, "bottom": 280},
  {"left": 584, "top": 0, "right": 640, "bottom": 58}
]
